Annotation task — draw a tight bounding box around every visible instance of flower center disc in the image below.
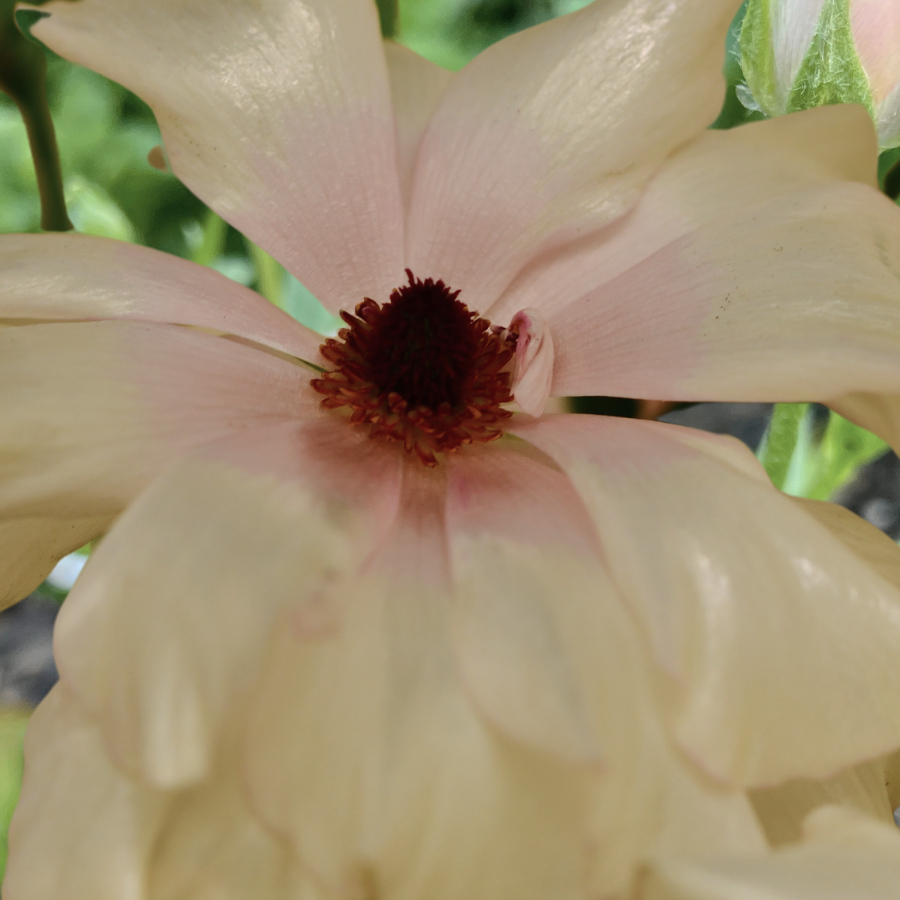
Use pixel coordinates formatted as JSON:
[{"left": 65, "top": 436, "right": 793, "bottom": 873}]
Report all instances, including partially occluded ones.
[{"left": 311, "top": 270, "right": 515, "bottom": 466}]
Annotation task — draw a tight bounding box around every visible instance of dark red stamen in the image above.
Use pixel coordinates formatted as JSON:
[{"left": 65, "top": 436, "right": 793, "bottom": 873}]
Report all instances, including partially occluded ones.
[{"left": 311, "top": 270, "right": 515, "bottom": 466}]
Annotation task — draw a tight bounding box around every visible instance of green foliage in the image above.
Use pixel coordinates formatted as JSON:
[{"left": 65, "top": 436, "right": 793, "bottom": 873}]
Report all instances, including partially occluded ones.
[
  {"left": 399, "top": 0, "right": 593, "bottom": 70},
  {"left": 0, "top": 711, "right": 29, "bottom": 881},
  {"left": 759, "top": 404, "right": 888, "bottom": 500},
  {"left": 786, "top": 0, "right": 873, "bottom": 116}
]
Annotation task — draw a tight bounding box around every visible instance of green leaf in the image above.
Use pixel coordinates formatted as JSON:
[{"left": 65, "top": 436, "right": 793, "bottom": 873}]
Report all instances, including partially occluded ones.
[{"left": 787, "top": 0, "right": 874, "bottom": 115}]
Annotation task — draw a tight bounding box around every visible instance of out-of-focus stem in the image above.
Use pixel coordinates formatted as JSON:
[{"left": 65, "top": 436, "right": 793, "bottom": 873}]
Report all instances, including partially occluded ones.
[
  {"left": 375, "top": 0, "right": 397, "bottom": 38},
  {"left": 0, "top": 1, "right": 72, "bottom": 231}
]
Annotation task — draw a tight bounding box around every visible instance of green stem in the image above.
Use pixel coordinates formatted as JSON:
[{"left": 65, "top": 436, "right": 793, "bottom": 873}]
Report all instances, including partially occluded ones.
[
  {"left": 248, "top": 240, "right": 284, "bottom": 308},
  {"left": 757, "top": 403, "right": 808, "bottom": 490},
  {"left": 375, "top": 0, "right": 397, "bottom": 38},
  {"left": 0, "top": 3, "right": 72, "bottom": 231},
  {"left": 191, "top": 208, "right": 228, "bottom": 267}
]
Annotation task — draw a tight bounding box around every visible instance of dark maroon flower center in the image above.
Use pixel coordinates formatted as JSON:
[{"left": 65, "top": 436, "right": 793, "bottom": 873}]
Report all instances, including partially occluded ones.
[{"left": 311, "top": 270, "right": 515, "bottom": 466}]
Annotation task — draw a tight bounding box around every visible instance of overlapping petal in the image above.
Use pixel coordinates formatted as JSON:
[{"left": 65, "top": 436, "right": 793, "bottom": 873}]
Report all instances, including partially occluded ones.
[
  {"left": 54, "top": 421, "right": 402, "bottom": 788},
  {"left": 514, "top": 414, "right": 900, "bottom": 785},
  {"left": 236, "top": 455, "right": 589, "bottom": 900},
  {"left": 5, "top": 686, "right": 329, "bottom": 900},
  {"left": 643, "top": 806, "right": 900, "bottom": 900},
  {"left": 147, "top": 756, "right": 314, "bottom": 900},
  {"left": 0, "top": 234, "right": 323, "bottom": 362},
  {"left": 384, "top": 42, "right": 452, "bottom": 212},
  {"left": 750, "top": 755, "right": 896, "bottom": 847},
  {"left": 0, "top": 321, "right": 320, "bottom": 608},
  {"left": 245, "top": 559, "right": 588, "bottom": 900},
  {"left": 0, "top": 515, "right": 112, "bottom": 610},
  {"left": 405, "top": 0, "right": 743, "bottom": 310},
  {"left": 0, "top": 322, "right": 317, "bottom": 521},
  {"left": 32, "top": 0, "right": 406, "bottom": 312},
  {"left": 489, "top": 103, "right": 877, "bottom": 323},
  {"left": 547, "top": 181, "right": 900, "bottom": 419},
  {"left": 4, "top": 687, "right": 169, "bottom": 900},
  {"left": 445, "top": 441, "right": 765, "bottom": 896}
]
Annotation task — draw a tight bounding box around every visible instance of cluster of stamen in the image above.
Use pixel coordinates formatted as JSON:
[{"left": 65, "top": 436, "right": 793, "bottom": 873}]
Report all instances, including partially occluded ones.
[{"left": 311, "top": 270, "right": 515, "bottom": 466}]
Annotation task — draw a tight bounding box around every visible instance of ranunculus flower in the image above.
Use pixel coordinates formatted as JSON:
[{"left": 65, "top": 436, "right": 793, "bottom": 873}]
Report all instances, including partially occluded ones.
[
  {"left": 6, "top": 0, "right": 900, "bottom": 897},
  {"left": 741, "top": 0, "right": 900, "bottom": 148}
]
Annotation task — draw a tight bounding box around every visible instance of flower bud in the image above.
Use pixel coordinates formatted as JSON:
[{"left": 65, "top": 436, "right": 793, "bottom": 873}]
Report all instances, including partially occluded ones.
[{"left": 740, "top": 0, "right": 900, "bottom": 148}]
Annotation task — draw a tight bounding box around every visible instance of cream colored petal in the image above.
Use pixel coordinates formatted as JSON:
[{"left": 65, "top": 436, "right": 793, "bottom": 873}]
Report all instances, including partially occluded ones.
[
  {"left": 643, "top": 806, "right": 900, "bottom": 900},
  {"left": 489, "top": 104, "right": 877, "bottom": 323},
  {"left": 550, "top": 180, "right": 900, "bottom": 404},
  {"left": 788, "top": 496, "right": 900, "bottom": 590},
  {"left": 406, "top": 0, "right": 742, "bottom": 311},
  {"left": 0, "top": 515, "right": 111, "bottom": 610},
  {"left": 32, "top": 0, "right": 405, "bottom": 312},
  {"left": 750, "top": 756, "right": 895, "bottom": 848},
  {"left": 830, "top": 393, "right": 900, "bottom": 459},
  {"left": 149, "top": 756, "right": 313, "bottom": 900},
  {"left": 383, "top": 41, "right": 452, "bottom": 213},
  {"left": 56, "top": 426, "right": 400, "bottom": 789},
  {"left": 0, "top": 321, "right": 317, "bottom": 521},
  {"left": 0, "top": 234, "right": 323, "bottom": 360},
  {"left": 446, "top": 443, "right": 765, "bottom": 896},
  {"left": 4, "top": 686, "right": 169, "bottom": 900},
  {"left": 246, "top": 459, "right": 588, "bottom": 900},
  {"left": 514, "top": 415, "right": 900, "bottom": 786},
  {"left": 449, "top": 528, "right": 766, "bottom": 897},
  {"left": 549, "top": 181, "right": 900, "bottom": 403}
]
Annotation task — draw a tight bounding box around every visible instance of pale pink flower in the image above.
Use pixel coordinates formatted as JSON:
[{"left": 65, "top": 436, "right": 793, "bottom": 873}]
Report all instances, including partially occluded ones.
[{"left": 5, "top": 0, "right": 900, "bottom": 897}]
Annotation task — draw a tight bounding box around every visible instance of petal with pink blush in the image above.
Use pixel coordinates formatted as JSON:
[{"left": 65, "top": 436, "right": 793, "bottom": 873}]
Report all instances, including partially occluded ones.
[
  {"left": 0, "top": 321, "right": 318, "bottom": 521},
  {"left": 245, "top": 455, "right": 588, "bottom": 900},
  {"left": 31, "top": 0, "right": 405, "bottom": 313},
  {"left": 383, "top": 41, "right": 452, "bottom": 213},
  {"left": 406, "top": 0, "right": 743, "bottom": 311},
  {"left": 514, "top": 414, "right": 900, "bottom": 786},
  {"left": 0, "top": 233, "right": 323, "bottom": 361},
  {"left": 548, "top": 182, "right": 900, "bottom": 406},
  {"left": 4, "top": 687, "right": 169, "bottom": 900},
  {"left": 55, "top": 425, "right": 400, "bottom": 788},
  {"left": 0, "top": 515, "right": 112, "bottom": 611},
  {"left": 490, "top": 104, "right": 877, "bottom": 323},
  {"left": 509, "top": 309, "right": 554, "bottom": 417}
]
